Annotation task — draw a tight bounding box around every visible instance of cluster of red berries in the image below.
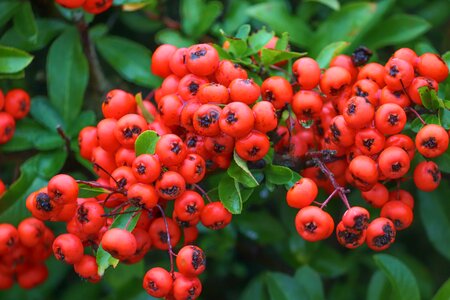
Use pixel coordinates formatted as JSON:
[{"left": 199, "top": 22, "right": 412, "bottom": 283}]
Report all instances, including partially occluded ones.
[
  {"left": 0, "top": 88, "right": 31, "bottom": 144},
  {"left": 284, "top": 48, "right": 448, "bottom": 250},
  {"left": 55, "top": 0, "right": 112, "bottom": 14},
  {"left": 0, "top": 218, "right": 54, "bottom": 289}
]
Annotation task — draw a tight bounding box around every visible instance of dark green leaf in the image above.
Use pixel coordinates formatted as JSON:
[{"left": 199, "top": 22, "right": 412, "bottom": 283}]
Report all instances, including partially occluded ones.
[
  {"left": 67, "top": 110, "right": 96, "bottom": 138},
  {"left": 432, "top": 278, "right": 450, "bottom": 300},
  {"left": 240, "top": 275, "right": 269, "bottom": 300},
  {"left": 439, "top": 108, "right": 450, "bottom": 130},
  {"left": 294, "top": 266, "right": 325, "bottom": 300},
  {"left": 305, "top": 0, "right": 340, "bottom": 10},
  {"left": 418, "top": 185, "right": 450, "bottom": 261},
  {"left": 315, "top": 41, "right": 349, "bottom": 68},
  {"left": 30, "top": 96, "right": 66, "bottom": 132},
  {"left": 284, "top": 171, "right": 302, "bottom": 189},
  {"left": 0, "top": 45, "right": 33, "bottom": 74},
  {"left": 156, "top": 29, "right": 196, "bottom": 48},
  {"left": 364, "top": 14, "right": 431, "bottom": 50},
  {"left": 265, "top": 272, "right": 307, "bottom": 300},
  {"left": 247, "top": 2, "right": 312, "bottom": 48},
  {"left": 196, "top": 1, "right": 222, "bottom": 39},
  {"left": 213, "top": 44, "right": 232, "bottom": 60},
  {"left": 231, "top": 152, "right": 259, "bottom": 187},
  {"left": 135, "top": 130, "right": 159, "bottom": 156},
  {"left": 265, "top": 164, "right": 294, "bottom": 185},
  {"left": 47, "top": 27, "right": 88, "bottom": 124},
  {"left": 312, "top": 2, "right": 374, "bottom": 55},
  {"left": 218, "top": 175, "right": 242, "bottom": 214},
  {"left": 246, "top": 28, "right": 274, "bottom": 55},
  {"left": 419, "top": 86, "right": 444, "bottom": 110},
  {"left": 181, "top": 0, "right": 203, "bottom": 37},
  {"left": 367, "top": 271, "right": 393, "bottom": 300},
  {"left": 0, "top": 0, "right": 20, "bottom": 28},
  {"left": 97, "top": 207, "right": 141, "bottom": 276},
  {"left": 78, "top": 184, "right": 109, "bottom": 198},
  {"left": 260, "top": 48, "right": 305, "bottom": 66},
  {"left": 0, "top": 118, "right": 63, "bottom": 152},
  {"left": 13, "top": 2, "right": 38, "bottom": 43},
  {"left": 96, "top": 35, "right": 161, "bottom": 88},
  {"left": 373, "top": 254, "right": 420, "bottom": 300},
  {"left": 409, "top": 114, "right": 440, "bottom": 133},
  {"left": 218, "top": 0, "right": 250, "bottom": 35},
  {"left": 235, "top": 211, "right": 286, "bottom": 244}
]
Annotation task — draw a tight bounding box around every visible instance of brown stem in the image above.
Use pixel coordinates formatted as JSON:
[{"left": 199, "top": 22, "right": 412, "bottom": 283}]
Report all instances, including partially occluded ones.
[
  {"left": 320, "top": 188, "right": 340, "bottom": 209},
  {"left": 56, "top": 125, "right": 71, "bottom": 153},
  {"left": 154, "top": 204, "right": 176, "bottom": 273},
  {"left": 406, "top": 107, "right": 427, "bottom": 125},
  {"left": 192, "top": 184, "right": 212, "bottom": 203}
]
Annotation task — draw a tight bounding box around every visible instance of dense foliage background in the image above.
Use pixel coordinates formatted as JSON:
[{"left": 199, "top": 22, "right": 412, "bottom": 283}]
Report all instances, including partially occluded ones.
[{"left": 0, "top": 0, "right": 450, "bottom": 299}]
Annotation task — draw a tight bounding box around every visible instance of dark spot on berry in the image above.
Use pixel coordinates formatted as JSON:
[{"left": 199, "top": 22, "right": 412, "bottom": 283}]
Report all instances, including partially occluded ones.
[
  {"left": 195, "top": 164, "right": 203, "bottom": 175},
  {"left": 338, "top": 228, "right": 362, "bottom": 246},
  {"left": 137, "top": 164, "right": 146, "bottom": 175},
  {"left": 197, "top": 110, "right": 219, "bottom": 128},
  {"left": 373, "top": 223, "right": 395, "bottom": 247},
  {"left": 355, "top": 86, "right": 368, "bottom": 99},
  {"left": 123, "top": 128, "right": 133, "bottom": 138},
  {"left": 213, "top": 142, "right": 225, "bottom": 153},
  {"left": 387, "top": 114, "right": 399, "bottom": 125},
  {"left": 158, "top": 231, "right": 169, "bottom": 244},
  {"left": 20, "top": 100, "right": 27, "bottom": 112},
  {"left": 191, "top": 247, "right": 206, "bottom": 270},
  {"left": 55, "top": 247, "right": 65, "bottom": 261},
  {"left": 352, "top": 46, "right": 372, "bottom": 66},
  {"left": 347, "top": 103, "right": 356, "bottom": 115},
  {"left": 352, "top": 214, "right": 369, "bottom": 231},
  {"left": 77, "top": 205, "right": 90, "bottom": 223},
  {"left": 428, "top": 166, "right": 440, "bottom": 183},
  {"left": 187, "top": 136, "right": 198, "bottom": 148},
  {"left": 190, "top": 49, "right": 207, "bottom": 60},
  {"left": 160, "top": 186, "right": 180, "bottom": 197},
  {"left": 264, "top": 90, "right": 275, "bottom": 102},
  {"left": 389, "top": 65, "right": 399, "bottom": 77},
  {"left": 104, "top": 95, "right": 112, "bottom": 105},
  {"left": 248, "top": 146, "right": 260, "bottom": 157},
  {"left": 363, "top": 138, "right": 374, "bottom": 151},
  {"left": 393, "top": 91, "right": 403, "bottom": 98},
  {"left": 36, "top": 193, "right": 53, "bottom": 212},
  {"left": 330, "top": 123, "right": 341, "bottom": 141},
  {"left": 188, "top": 155, "right": 196, "bottom": 161},
  {"left": 422, "top": 137, "right": 437, "bottom": 149},
  {"left": 171, "top": 142, "right": 182, "bottom": 154},
  {"left": 188, "top": 82, "right": 200, "bottom": 95},
  {"left": 117, "top": 178, "right": 127, "bottom": 189},
  {"left": 226, "top": 112, "right": 238, "bottom": 124},
  {"left": 391, "top": 162, "right": 402, "bottom": 172},
  {"left": 304, "top": 222, "right": 317, "bottom": 233},
  {"left": 132, "top": 126, "right": 142, "bottom": 135},
  {"left": 186, "top": 204, "right": 197, "bottom": 214}
]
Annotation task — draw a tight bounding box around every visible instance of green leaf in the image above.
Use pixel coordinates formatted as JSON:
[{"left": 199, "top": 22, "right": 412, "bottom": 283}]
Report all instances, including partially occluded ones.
[
  {"left": 231, "top": 152, "right": 259, "bottom": 187},
  {"left": 275, "top": 32, "right": 289, "bottom": 50},
  {"left": 265, "top": 164, "right": 294, "bottom": 185},
  {"left": 284, "top": 171, "right": 302, "bottom": 189},
  {"left": 247, "top": 2, "right": 312, "bottom": 48},
  {"left": 134, "top": 130, "right": 159, "bottom": 156},
  {"left": 315, "top": 41, "right": 349, "bottom": 68},
  {"left": 218, "top": 175, "right": 242, "bottom": 214},
  {"left": 312, "top": 2, "right": 375, "bottom": 55},
  {"left": 97, "top": 207, "right": 141, "bottom": 276},
  {"left": 418, "top": 185, "right": 450, "bottom": 261},
  {"left": 419, "top": 86, "right": 445, "bottom": 110},
  {"left": 294, "top": 266, "right": 325, "bottom": 300},
  {"left": 0, "top": 45, "right": 33, "bottom": 74},
  {"left": 135, "top": 93, "right": 154, "bottom": 123},
  {"left": 181, "top": 0, "right": 222, "bottom": 39},
  {"left": 30, "top": 96, "right": 66, "bottom": 132},
  {"left": 96, "top": 35, "right": 161, "bottom": 88},
  {"left": 0, "top": 119, "right": 63, "bottom": 152},
  {"left": 373, "top": 254, "right": 420, "bottom": 300},
  {"left": 367, "top": 271, "right": 393, "bottom": 300},
  {"left": 196, "top": 1, "right": 222, "bottom": 39},
  {"left": 67, "top": 110, "right": 96, "bottom": 138},
  {"left": 409, "top": 114, "right": 440, "bottom": 133},
  {"left": 235, "top": 211, "right": 286, "bottom": 244},
  {"left": 432, "top": 148, "right": 450, "bottom": 173},
  {"left": 213, "top": 44, "right": 232, "bottom": 60},
  {"left": 265, "top": 272, "right": 307, "bottom": 300},
  {"left": 235, "top": 24, "right": 251, "bottom": 40},
  {"left": 305, "top": 0, "right": 340, "bottom": 10},
  {"left": 364, "top": 14, "right": 431, "bottom": 50},
  {"left": 246, "top": 28, "right": 274, "bottom": 55},
  {"left": 0, "top": 151, "right": 66, "bottom": 216},
  {"left": 78, "top": 184, "right": 109, "bottom": 198},
  {"left": 433, "top": 278, "right": 450, "bottom": 300},
  {"left": 240, "top": 275, "right": 269, "bottom": 300},
  {"left": 13, "top": 2, "right": 38, "bottom": 43},
  {"left": 156, "top": 29, "right": 196, "bottom": 48},
  {"left": 260, "top": 48, "right": 305, "bottom": 66},
  {"left": 0, "top": 0, "right": 20, "bottom": 28},
  {"left": 47, "top": 27, "right": 88, "bottom": 124}
]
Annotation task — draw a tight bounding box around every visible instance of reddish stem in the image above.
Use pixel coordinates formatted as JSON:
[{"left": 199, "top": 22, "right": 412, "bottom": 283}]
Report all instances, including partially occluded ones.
[
  {"left": 93, "top": 163, "right": 121, "bottom": 188},
  {"left": 320, "top": 188, "right": 340, "bottom": 209},
  {"left": 155, "top": 204, "right": 176, "bottom": 273},
  {"left": 56, "top": 125, "right": 71, "bottom": 153},
  {"left": 76, "top": 180, "right": 123, "bottom": 194},
  {"left": 406, "top": 107, "right": 427, "bottom": 125},
  {"left": 192, "top": 184, "right": 212, "bottom": 203},
  {"left": 313, "top": 158, "right": 351, "bottom": 210}
]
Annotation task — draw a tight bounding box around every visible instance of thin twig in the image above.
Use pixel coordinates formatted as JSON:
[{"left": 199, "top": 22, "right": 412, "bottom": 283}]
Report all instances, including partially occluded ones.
[
  {"left": 192, "top": 184, "right": 212, "bottom": 203},
  {"left": 155, "top": 204, "right": 176, "bottom": 273},
  {"left": 56, "top": 125, "right": 71, "bottom": 153}
]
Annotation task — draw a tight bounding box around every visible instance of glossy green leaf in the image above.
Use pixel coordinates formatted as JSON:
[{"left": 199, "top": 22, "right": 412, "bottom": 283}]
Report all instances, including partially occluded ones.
[
  {"left": 0, "top": 0, "right": 20, "bottom": 28},
  {"left": 0, "top": 119, "right": 63, "bottom": 152},
  {"left": 432, "top": 148, "right": 450, "bottom": 173},
  {"left": 231, "top": 152, "right": 259, "bottom": 187},
  {"left": 134, "top": 130, "right": 159, "bottom": 156},
  {"left": 13, "top": 2, "right": 38, "bottom": 43},
  {"left": 418, "top": 185, "right": 450, "bottom": 261},
  {"left": 78, "top": 184, "right": 109, "bottom": 198},
  {"left": 265, "top": 272, "right": 307, "bottom": 300},
  {"left": 367, "top": 271, "right": 393, "bottom": 300},
  {"left": 96, "top": 35, "right": 161, "bottom": 88},
  {"left": 47, "top": 27, "right": 88, "bottom": 124},
  {"left": 409, "top": 114, "right": 440, "bottom": 133},
  {"left": 246, "top": 28, "right": 274, "bottom": 55},
  {"left": 156, "top": 29, "right": 196, "bottom": 48},
  {"left": 181, "top": 0, "right": 222, "bottom": 38},
  {"left": 235, "top": 24, "right": 251, "bottom": 40},
  {"left": 67, "top": 110, "right": 96, "bottom": 138},
  {"left": 97, "top": 207, "right": 141, "bottom": 276},
  {"left": 0, "top": 45, "right": 33, "bottom": 74},
  {"left": 30, "top": 96, "right": 66, "bottom": 132},
  {"left": 364, "top": 14, "right": 431, "bottom": 49},
  {"left": 218, "top": 175, "right": 242, "bottom": 214},
  {"left": 305, "top": 0, "right": 340, "bottom": 10},
  {"left": 284, "top": 171, "right": 302, "bottom": 189},
  {"left": 260, "top": 48, "right": 305, "bottom": 66},
  {"left": 247, "top": 2, "right": 312, "bottom": 48},
  {"left": 373, "top": 254, "right": 420, "bottom": 300},
  {"left": 315, "top": 41, "right": 349, "bottom": 68},
  {"left": 294, "top": 266, "right": 325, "bottom": 300},
  {"left": 265, "top": 164, "right": 294, "bottom": 185},
  {"left": 419, "top": 86, "right": 444, "bottom": 110},
  {"left": 432, "top": 278, "right": 450, "bottom": 300}
]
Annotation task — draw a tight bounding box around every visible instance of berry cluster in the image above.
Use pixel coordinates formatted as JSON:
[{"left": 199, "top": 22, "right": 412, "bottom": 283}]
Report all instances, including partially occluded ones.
[
  {"left": 0, "top": 88, "right": 31, "bottom": 144},
  {"left": 55, "top": 0, "right": 112, "bottom": 14},
  {"left": 285, "top": 48, "right": 448, "bottom": 250},
  {"left": 0, "top": 218, "right": 54, "bottom": 289}
]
